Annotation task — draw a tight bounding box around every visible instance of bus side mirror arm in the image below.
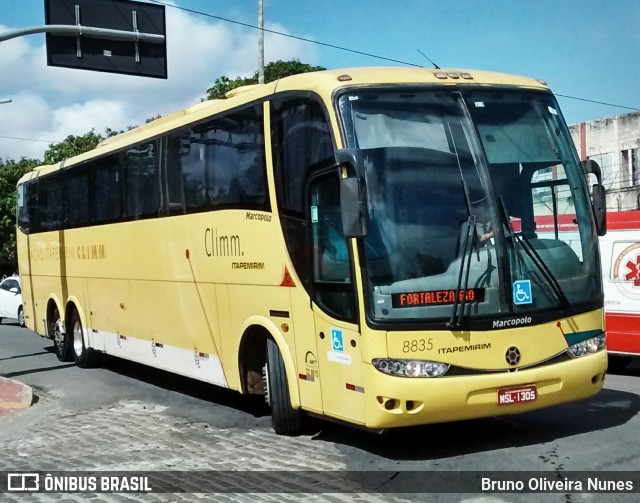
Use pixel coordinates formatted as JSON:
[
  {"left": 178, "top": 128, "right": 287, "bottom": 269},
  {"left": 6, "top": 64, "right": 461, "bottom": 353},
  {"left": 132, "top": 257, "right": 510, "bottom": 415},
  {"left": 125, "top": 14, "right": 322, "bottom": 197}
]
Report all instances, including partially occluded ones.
[
  {"left": 336, "top": 150, "right": 368, "bottom": 238},
  {"left": 582, "top": 159, "right": 607, "bottom": 236}
]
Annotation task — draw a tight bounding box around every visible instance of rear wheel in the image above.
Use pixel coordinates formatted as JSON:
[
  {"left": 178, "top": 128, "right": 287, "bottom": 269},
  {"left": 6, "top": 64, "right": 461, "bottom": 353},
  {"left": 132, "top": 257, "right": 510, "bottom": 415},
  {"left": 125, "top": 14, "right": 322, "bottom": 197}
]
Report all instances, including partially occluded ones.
[
  {"left": 264, "top": 338, "right": 302, "bottom": 435},
  {"left": 51, "top": 306, "right": 72, "bottom": 362},
  {"left": 70, "top": 310, "right": 101, "bottom": 368}
]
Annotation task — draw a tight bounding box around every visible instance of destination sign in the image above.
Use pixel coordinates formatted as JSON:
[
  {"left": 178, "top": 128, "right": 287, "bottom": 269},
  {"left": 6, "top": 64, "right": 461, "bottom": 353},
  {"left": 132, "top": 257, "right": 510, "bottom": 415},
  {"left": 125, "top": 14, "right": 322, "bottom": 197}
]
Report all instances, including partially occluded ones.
[{"left": 392, "top": 288, "right": 486, "bottom": 308}]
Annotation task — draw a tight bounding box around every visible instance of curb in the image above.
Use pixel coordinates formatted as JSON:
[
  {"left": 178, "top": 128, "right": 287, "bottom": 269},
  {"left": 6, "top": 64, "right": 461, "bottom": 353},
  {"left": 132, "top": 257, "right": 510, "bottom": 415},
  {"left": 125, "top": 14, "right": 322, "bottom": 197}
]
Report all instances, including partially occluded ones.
[{"left": 0, "top": 376, "right": 33, "bottom": 414}]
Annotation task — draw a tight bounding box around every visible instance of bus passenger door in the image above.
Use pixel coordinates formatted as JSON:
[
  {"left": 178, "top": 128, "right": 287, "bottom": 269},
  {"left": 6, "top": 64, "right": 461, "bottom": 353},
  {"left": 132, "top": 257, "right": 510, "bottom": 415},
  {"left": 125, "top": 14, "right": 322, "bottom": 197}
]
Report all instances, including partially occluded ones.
[{"left": 309, "top": 173, "right": 366, "bottom": 425}]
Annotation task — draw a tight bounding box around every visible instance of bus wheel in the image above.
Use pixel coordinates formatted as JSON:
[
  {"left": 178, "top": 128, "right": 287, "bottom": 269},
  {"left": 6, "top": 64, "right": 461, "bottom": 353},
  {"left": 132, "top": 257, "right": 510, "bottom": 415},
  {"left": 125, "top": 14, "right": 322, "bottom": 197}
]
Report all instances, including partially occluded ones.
[
  {"left": 70, "top": 310, "right": 101, "bottom": 368},
  {"left": 17, "top": 307, "right": 25, "bottom": 328},
  {"left": 51, "top": 307, "right": 72, "bottom": 362},
  {"left": 264, "top": 338, "right": 302, "bottom": 435}
]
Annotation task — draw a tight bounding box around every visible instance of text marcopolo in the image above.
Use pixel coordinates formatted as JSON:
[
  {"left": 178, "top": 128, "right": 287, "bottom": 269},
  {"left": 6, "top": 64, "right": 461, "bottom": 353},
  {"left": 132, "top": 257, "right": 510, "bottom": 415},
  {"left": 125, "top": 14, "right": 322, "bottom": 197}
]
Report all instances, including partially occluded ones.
[{"left": 492, "top": 316, "right": 532, "bottom": 329}]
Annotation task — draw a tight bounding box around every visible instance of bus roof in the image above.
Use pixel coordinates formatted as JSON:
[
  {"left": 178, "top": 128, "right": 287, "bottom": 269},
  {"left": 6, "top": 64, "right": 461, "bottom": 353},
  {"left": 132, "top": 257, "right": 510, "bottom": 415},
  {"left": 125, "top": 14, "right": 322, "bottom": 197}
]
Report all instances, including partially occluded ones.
[{"left": 20, "top": 66, "right": 550, "bottom": 182}]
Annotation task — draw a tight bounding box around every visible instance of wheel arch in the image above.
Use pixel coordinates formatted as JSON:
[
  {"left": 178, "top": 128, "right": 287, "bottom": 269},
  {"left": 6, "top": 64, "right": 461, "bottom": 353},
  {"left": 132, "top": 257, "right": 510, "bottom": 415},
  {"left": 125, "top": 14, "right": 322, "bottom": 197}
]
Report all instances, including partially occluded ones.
[
  {"left": 237, "top": 316, "right": 300, "bottom": 409},
  {"left": 64, "top": 297, "right": 89, "bottom": 347}
]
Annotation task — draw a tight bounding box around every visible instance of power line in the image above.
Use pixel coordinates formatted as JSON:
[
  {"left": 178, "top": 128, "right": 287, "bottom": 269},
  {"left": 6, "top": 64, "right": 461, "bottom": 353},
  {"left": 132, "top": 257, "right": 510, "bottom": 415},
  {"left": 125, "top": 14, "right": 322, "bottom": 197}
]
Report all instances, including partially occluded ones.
[
  {"left": 555, "top": 94, "right": 640, "bottom": 113},
  {"left": 147, "top": 0, "right": 422, "bottom": 68},
  {"left": 149, "top": 1, "right": 640, "bottom": 113},
  {"left": 0, "top": 135, "right": 54, "bottom": 143}
]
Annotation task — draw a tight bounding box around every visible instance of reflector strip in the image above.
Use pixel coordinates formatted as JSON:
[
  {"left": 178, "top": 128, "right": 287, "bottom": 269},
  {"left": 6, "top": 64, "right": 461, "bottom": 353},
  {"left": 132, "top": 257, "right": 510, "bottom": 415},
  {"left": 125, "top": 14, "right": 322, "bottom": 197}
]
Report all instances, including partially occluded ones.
[
  {"left": 345, "top": 383, "right": 364, "bottom": 393},
  {"left": 299, "top": 373, "right": 315, "bottom": 382}
]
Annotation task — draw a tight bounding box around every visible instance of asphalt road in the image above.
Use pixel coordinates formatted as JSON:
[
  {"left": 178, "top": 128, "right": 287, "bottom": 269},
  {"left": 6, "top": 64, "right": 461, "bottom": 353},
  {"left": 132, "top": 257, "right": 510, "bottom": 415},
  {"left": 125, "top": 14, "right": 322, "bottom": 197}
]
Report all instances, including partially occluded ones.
[{"left": 0, "top": 320, "right": 638, "bottom": 502}]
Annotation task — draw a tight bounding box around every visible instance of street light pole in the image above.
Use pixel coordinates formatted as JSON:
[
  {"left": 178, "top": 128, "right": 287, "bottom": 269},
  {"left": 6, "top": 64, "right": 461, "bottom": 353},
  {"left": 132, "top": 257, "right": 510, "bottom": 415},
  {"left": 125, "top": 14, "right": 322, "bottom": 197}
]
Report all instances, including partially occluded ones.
[
  {"left": 258, "top": 0, "right": 264, "bottom": 84},
  {"left": 0, "top": 99, "right": 12, "bottom": 104}
]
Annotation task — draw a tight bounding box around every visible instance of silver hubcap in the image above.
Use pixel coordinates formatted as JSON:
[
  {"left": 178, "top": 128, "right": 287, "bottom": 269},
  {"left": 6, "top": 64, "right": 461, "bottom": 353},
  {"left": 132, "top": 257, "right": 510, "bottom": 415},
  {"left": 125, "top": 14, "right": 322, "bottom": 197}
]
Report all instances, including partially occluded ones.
[{"left": 73, "top": 320, "right": 83, "bottom": 356}]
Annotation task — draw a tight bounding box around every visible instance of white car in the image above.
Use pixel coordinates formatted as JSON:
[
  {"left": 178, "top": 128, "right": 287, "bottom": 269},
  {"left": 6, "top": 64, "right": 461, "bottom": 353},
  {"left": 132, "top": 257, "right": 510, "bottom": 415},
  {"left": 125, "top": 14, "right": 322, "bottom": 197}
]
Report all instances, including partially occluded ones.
[{"left": 0, "top": 276, "right": 24, "bottom": 327}]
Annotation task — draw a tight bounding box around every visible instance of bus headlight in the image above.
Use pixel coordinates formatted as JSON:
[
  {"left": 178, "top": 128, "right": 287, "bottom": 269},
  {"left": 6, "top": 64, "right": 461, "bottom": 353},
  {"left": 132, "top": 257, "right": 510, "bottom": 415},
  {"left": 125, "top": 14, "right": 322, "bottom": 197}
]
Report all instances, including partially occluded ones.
[
  {"left": 373, "top": 358, "right": 450, "bottom": 377},
  {"left": 567, "top": 334, "right": 606, "bottom": 358}
]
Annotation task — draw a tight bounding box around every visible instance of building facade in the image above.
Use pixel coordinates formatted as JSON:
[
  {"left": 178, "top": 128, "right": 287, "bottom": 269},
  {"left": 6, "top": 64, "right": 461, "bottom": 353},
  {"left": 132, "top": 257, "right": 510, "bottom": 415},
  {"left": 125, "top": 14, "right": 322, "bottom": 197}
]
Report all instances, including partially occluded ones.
[{"left": 569, "top": 112, "right": 640, "bottom": 212}]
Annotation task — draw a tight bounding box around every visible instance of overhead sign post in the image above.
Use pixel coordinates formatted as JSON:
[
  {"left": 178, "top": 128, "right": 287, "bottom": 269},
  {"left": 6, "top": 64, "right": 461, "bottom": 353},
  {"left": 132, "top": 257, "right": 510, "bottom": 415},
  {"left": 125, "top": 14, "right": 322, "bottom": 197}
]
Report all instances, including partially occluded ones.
[{"left": 44, "top": 0, "right": 167, "bottom": 79}]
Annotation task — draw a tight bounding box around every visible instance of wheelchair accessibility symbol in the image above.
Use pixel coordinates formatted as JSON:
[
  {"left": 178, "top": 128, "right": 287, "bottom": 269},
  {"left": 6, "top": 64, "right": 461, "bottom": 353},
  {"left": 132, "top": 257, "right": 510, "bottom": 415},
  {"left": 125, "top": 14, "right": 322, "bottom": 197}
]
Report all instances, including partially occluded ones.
[
  {"left": 331, "top": 329, "right": 344, "bottom": 352},
  {"left": 513, "top": 280, "right": 532, "bottom": 305}
]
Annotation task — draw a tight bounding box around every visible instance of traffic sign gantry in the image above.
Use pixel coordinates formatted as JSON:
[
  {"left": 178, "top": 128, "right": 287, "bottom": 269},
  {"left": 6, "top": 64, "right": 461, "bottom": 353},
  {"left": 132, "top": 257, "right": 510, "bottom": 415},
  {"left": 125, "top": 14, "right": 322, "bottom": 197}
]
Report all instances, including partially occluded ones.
[
  {"left": 44, "top": 0, "right": 167, "bottom": 79},
  {"left": 0, "top": 0, "right": 167, "bottom": 79}
]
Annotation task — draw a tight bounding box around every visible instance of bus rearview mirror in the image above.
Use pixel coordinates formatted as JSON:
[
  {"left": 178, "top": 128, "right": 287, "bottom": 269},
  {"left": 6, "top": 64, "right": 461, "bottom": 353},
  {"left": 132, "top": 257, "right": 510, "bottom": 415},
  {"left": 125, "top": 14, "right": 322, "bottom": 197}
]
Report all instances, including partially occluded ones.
[
  {"left": 592, "top": 183, "right": 607, "bottom": 236},
  {"left": 340, "top": 177, "right": 368, "bottom": 238}
]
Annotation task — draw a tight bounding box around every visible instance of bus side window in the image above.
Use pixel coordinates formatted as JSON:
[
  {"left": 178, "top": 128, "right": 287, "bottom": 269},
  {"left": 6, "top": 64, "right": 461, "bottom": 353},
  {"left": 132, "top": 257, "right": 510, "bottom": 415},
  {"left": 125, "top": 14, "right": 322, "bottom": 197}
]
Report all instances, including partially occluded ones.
[
  {"left": 205, "top": 105, "right": 268, "bottom": 208},
  {"left": 164, "top": 135, "right": 185, "bottom": 213},
  {"left": 17, "top": 183, "right": 31, "bottom": 233},
  {"left": 124, "top": 141, "right": 160, "bottom": 219},
  {"left": 178, "top": 128, "right": 208, "bottom": 210},
  {"left": 310, "top": 173, "right": 355, "bottom": 320},
  {"left": 65, "top": 172, "right": 90, "bottom": 227},
  {"left": 271, "top": 96, "right": 336, "bottom": 296},
  {"left": 39, "top": 175, "right": 64, "bottom": 231},
  {"left": 271, "top": 97, "right": 335, "bottom": 214}
]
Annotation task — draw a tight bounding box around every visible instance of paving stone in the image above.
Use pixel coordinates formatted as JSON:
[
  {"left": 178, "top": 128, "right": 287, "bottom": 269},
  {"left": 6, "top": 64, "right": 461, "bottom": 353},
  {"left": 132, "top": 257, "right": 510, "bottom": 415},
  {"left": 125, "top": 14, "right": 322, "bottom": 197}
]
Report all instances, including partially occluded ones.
[{"left": 0, "top": 398, "right": 410, "bottom": 503}]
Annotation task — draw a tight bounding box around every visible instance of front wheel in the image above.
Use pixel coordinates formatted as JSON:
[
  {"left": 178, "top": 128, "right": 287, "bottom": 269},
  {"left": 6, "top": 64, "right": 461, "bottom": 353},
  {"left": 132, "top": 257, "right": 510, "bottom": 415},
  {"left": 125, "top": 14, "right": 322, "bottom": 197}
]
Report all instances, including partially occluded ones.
[
  {"left": 264, "top": 338, "right": 302, "bottom": 435},
  {"left": 70, "top": 310, "right": 101, "bottom": 368}
]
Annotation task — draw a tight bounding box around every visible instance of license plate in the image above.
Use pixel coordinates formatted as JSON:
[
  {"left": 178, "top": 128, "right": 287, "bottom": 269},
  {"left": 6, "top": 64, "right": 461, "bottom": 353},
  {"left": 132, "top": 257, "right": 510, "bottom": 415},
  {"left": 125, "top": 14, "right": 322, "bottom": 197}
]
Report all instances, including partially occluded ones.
[{"left": 497, "top": 385, "right": 537, "bottom": 406}]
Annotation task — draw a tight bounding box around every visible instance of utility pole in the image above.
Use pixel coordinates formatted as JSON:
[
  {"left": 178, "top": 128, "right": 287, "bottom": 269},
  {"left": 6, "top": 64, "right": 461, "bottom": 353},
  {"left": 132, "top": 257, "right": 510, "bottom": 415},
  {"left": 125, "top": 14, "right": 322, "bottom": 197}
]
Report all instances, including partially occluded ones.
[{"left": 258, "top": 0, "right": 264, "bottom": 84}]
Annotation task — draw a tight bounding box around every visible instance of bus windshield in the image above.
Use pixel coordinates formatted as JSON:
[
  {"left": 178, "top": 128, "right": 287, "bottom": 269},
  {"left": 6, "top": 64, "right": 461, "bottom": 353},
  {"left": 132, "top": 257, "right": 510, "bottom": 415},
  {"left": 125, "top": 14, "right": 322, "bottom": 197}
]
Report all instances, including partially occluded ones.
[{"left": 338, "top": 89, "right": 602, "bottom": 325}]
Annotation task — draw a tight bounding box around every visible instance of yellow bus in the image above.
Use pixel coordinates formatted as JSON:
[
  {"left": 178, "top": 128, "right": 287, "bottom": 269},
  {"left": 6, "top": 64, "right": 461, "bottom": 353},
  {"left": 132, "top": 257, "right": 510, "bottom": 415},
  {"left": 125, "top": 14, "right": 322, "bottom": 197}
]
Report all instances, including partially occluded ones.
[{"left": 17, "top": 67, "right": 609, "bottom": 434}]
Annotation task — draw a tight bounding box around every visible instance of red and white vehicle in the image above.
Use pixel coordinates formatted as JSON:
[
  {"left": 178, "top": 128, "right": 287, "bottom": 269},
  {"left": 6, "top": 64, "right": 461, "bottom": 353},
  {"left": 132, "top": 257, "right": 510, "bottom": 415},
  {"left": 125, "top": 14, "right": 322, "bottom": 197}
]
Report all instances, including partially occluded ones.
[{"left": 599, "top": 210, "right": 640, "bottom": 357}]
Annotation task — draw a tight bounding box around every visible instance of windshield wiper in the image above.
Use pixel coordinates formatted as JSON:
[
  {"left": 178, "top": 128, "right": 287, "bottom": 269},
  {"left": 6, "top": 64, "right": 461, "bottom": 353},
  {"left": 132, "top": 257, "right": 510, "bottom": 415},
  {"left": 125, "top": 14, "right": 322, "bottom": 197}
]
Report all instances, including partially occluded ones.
[
  {"left": 513, "top": 232, "right": 570, "bottom": 312},
  {"left": 495, "top": 197, "right": 570, "bottom": 312},
  {"left": 447, "top": 214, "right": 478, "bottom": 329}
]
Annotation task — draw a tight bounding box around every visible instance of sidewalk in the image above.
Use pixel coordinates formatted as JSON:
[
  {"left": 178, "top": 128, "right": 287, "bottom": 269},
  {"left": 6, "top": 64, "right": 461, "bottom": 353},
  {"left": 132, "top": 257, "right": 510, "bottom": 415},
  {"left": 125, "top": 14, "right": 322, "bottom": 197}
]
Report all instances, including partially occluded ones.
[{"left": 0, "top": 375, "right": 32, "bottom": 416}]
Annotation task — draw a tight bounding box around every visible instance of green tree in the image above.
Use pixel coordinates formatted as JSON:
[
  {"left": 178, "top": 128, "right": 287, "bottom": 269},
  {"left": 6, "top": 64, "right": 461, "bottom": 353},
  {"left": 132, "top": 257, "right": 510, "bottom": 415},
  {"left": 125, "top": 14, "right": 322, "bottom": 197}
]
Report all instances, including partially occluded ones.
[
  {"left": 43, "top": 129, "right": 107, "bottom": 164},
  {"left": 0, "top": 158, "right": 40, "bottom": 273},
  {"left": 206, "top": 59, "right": 326, "bottom": 99}
]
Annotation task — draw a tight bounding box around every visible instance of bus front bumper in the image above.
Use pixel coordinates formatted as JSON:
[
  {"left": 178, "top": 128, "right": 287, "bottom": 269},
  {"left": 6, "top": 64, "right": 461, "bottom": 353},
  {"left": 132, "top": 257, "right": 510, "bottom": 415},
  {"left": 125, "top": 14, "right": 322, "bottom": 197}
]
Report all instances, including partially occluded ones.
[{"left": 363, "top": 350, "right": 608, "bottom": 429}]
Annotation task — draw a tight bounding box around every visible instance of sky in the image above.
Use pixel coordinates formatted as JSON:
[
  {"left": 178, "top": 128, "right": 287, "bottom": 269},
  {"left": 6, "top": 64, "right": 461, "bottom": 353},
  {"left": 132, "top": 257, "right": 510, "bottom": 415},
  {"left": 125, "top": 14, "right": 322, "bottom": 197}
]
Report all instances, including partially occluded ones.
[{"left": 1, "top": 0, "right": 639, "bottom": 161}]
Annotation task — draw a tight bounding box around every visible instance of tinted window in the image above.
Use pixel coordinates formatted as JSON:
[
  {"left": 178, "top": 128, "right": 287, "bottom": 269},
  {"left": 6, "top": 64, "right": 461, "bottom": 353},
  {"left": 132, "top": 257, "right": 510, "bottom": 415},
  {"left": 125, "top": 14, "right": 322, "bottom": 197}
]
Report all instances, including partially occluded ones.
[
  {"left": 271, "top": 98, "right": 334, "bottom": 215},
  {"left": 271, "top": 96, "right": 337, "bottom": 306},
  {"left": 167, "top": 105, "right": 268, "bottom": 211},
  {"left": 20, "top": 104, "right": 269, "bottom": 233},
  {"left": 66, "top": 172, "right": 90, "bottom": 227},
  {"left": 94, "top": 154, "right": 123, "bottom": 223},
  {"left": 124, "top": 141, "right": 160, "bottom": 218},
  {"left": 39, "top": 176, "right": 64, "bottom": 231}
]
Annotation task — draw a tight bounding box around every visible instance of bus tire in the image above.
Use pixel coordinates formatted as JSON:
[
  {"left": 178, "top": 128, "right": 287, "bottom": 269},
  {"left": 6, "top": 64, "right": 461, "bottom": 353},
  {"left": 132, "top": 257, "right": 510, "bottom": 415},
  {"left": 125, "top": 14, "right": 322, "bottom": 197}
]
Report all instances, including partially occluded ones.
[
  {"left": 264, "top": 338, "right": 302, "bottom": 435},
  {"left": 17, "top": 306, "right": 25, "bottom": 328},
  {"left": 70, "top": 310, "right": 101, "bottom": 368}
]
